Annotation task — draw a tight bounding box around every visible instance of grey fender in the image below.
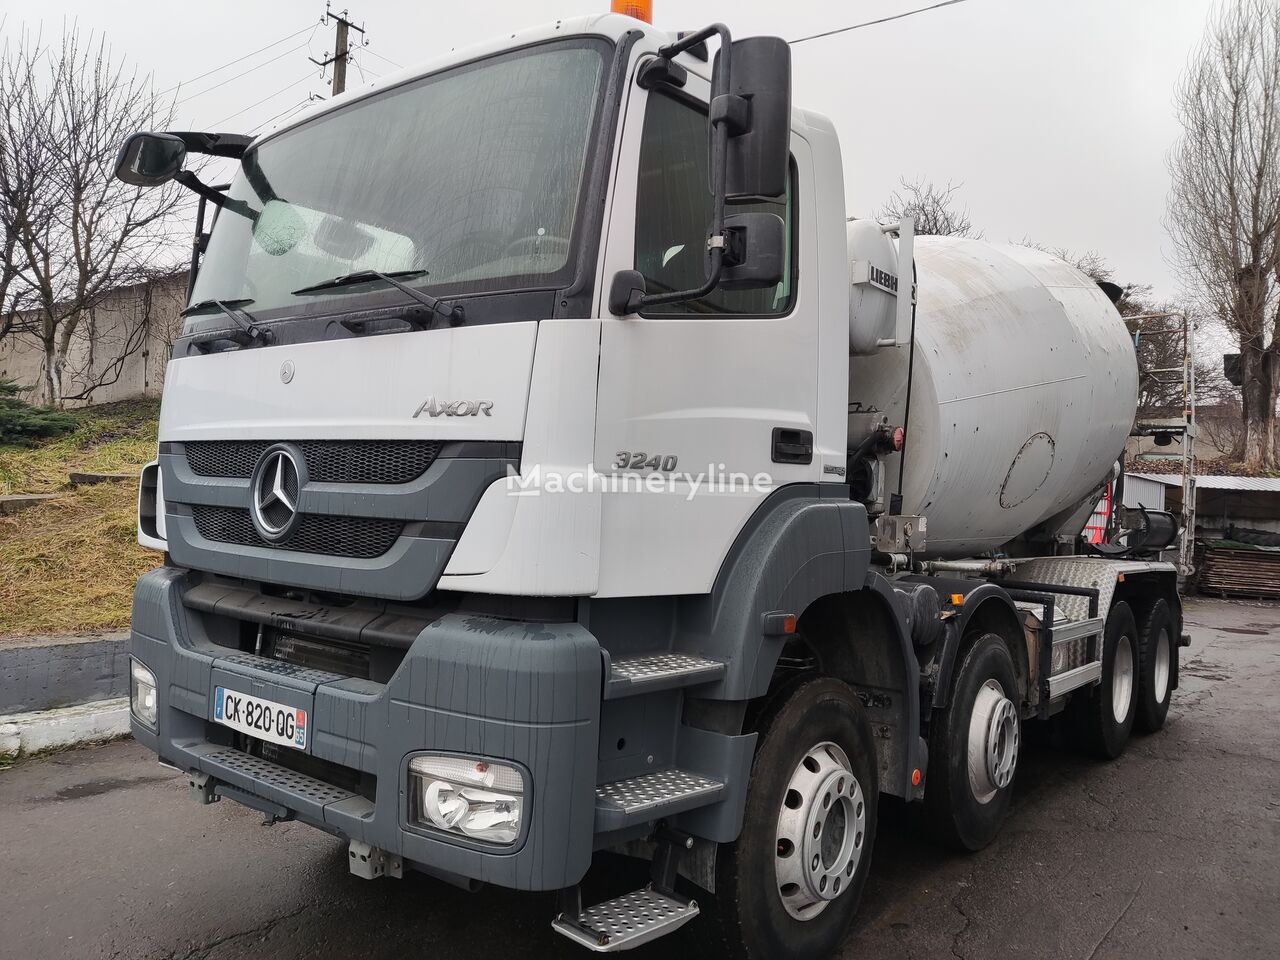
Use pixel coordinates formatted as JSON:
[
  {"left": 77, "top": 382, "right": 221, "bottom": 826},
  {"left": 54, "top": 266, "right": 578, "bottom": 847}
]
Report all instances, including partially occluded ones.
[
  {"left": 794, "top": 572, "right": 928, "bottom": 799},
  {"left": 919, "top": 577, "right": 1026, "bottom": 709},
  {"left": 677, "top": 485, "right": 871, "bottom": 701},
  {"left": 672, "top": 486, "right": 924, "bottom": 799}
]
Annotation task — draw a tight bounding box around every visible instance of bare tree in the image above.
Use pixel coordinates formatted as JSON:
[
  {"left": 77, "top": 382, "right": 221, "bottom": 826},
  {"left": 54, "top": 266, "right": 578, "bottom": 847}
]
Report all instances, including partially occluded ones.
[
  {"left": 1200, "top": 396, "right": 1247, "bottom": 458},
  {"left": 1168, "top": 0, "right": 1280, "bottom": 468},
  {"left": 879, "top": 177, "right": 979, "bottom": 238},
  {"left": 0, "top": 26, "right": 186, "bottom": 405},
  {"left": 1022, "top": 241, "right": 1228, "bottom": 427}
]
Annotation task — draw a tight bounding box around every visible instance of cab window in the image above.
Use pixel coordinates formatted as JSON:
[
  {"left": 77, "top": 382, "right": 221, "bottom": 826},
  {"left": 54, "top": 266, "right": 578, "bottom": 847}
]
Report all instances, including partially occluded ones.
[{"left": 634, "top": 91, "right": 795, "bottom": 316}]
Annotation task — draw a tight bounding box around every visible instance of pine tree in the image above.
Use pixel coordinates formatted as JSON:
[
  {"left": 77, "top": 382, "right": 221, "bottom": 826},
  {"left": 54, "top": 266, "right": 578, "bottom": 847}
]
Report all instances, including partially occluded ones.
[{"left": 0, "top": 379, "right": 78, "bottom": 444}]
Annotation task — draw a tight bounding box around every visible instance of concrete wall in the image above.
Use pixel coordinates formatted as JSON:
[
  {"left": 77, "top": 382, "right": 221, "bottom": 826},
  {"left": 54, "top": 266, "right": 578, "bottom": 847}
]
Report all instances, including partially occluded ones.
[
  {"left": 0, "top": 272, "right": 189, "bottom": 407},
  {"left": 0, "top": 633, "right": 129, "bottom": 713}
]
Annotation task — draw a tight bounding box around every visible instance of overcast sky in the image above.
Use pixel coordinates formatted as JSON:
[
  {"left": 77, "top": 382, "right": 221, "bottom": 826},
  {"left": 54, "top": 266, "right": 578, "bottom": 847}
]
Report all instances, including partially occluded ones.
[{"left": 7, "top": 0, "right": 1218, "bottom": 301}]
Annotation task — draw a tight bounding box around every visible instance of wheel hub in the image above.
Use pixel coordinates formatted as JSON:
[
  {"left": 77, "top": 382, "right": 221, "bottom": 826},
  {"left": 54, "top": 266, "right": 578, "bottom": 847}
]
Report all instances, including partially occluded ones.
[
  {"left": 1113, "top": 632, "right": 1135, "bottom": 723},
  {"left": 967, "top": 678, "right": 1019, "bottom": 805},
  {"left": 774, "top": 742, "right": 866, "bottom": 921},
  {"left": 1153, "top": 627, "right": 1171, "bottom": 704}
]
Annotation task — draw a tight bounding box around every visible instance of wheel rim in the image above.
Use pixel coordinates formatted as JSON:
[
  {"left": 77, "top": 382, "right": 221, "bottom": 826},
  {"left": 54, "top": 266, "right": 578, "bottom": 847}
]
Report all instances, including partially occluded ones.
[
  {"left": 774, "top": 741, "right": 866, "bottom": 922},
  {"left": 1112, "top": 633, "right": 1135, "bottom": 723},
  {"left": 966, "top": 678, "right": 1020, "bottom": 805},
  {"left": 1153, "top": 627, "right": 1171, "bottom": 704}
]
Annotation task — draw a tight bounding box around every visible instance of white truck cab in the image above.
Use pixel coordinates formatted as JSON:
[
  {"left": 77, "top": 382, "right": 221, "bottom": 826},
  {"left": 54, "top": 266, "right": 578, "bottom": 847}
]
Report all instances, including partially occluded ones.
[{"left": 121, "top": 13, "right": 1183, "bottom": 958}]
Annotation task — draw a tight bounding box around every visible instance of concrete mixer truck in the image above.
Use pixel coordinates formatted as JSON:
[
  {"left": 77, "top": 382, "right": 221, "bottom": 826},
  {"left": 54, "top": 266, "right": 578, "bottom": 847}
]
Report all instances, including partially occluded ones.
[{"left": 117, "top": 11, "right": 1184, "bottom": 959}]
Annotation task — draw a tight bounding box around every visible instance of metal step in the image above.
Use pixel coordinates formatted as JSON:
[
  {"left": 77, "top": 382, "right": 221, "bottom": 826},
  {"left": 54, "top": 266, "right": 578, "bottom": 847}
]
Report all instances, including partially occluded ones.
[
  {"left": 552, "top": 886, "right": 699, "bottom": 952},
  {"left": 605, "top": 652, "right": 724, "bottom": 698},
  {"left": 594, "top": 768, "right": 723, "bottom": 831}
]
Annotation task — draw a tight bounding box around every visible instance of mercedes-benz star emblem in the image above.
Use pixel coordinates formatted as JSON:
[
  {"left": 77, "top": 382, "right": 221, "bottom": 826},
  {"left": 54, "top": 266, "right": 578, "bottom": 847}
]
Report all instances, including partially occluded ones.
[
  {"left": 250, "top": 445, "right": 305, "bottom": 540},
  {"left": 280, "top": 360, "right": 295, "bottom": 384}
]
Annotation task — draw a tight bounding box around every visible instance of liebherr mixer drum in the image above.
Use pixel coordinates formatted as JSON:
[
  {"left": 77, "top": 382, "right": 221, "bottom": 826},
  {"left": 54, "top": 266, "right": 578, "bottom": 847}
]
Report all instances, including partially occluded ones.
[{"left": 848, "top": 236, "right": 1137, "bottom": 558}]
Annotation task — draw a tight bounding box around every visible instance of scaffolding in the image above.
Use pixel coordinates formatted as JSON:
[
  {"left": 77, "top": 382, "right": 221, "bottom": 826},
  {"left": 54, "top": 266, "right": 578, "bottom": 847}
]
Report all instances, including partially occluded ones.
[{"left": 1125, "top": 312, "right": 1197, "bottom": 577}]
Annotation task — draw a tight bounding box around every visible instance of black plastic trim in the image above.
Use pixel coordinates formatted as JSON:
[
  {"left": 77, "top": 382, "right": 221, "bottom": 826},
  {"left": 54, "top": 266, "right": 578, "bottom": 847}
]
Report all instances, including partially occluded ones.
[{"left": 555, "top": 28, "right": 643, "bottom": 320}]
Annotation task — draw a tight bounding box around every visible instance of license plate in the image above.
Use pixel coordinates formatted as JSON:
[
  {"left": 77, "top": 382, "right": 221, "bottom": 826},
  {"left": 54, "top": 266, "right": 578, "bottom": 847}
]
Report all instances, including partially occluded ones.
[{"left": 213, "top": 687, "right": 308, "bottom": 750}]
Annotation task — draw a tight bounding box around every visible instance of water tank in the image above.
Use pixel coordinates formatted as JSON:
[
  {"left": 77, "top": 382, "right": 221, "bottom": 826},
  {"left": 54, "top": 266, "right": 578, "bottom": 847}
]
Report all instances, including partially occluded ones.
[{"left": 848, "top": 237, "right": 1137, "bottom": 557}]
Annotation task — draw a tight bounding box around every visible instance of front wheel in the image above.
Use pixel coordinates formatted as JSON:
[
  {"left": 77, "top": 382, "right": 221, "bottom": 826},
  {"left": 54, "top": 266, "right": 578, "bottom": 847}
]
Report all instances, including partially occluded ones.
[{"left": 702, "top": 677, "right": 879, "bottom": 960}]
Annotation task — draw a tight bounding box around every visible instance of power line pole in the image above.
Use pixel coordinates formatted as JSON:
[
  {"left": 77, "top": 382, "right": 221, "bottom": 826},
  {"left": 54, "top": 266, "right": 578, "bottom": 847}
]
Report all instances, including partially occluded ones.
[{"left": 310, "top": 3, "right": 365, "bottom": 96}]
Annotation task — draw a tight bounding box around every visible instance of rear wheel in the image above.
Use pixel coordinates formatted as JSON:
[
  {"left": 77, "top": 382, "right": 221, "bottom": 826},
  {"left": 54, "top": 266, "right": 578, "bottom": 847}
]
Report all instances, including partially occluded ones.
[
  {"left": 703, "top": 677, "right": 878, "bottom": 960},
  {"left": 1135, "top": 599, "right": 1175, "bottom": 733},
  {"left": 924, "top": 633, "right": 1021, "bottom": 852},
  {"left": 1071, "top": 601, "right": 1138, "bottom": 759}
]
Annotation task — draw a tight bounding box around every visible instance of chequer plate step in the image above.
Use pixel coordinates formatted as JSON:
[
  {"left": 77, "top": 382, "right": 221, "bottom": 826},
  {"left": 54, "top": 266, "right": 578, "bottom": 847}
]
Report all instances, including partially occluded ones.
[
  {"left": 605, "top": 652, "right": 724, "bottom": 698},
  {"left": 552, "top": 886, "right": 699, "bottom": 952},
  {"left": 593, "top": 768, "right": 724, "bottom": 831}
]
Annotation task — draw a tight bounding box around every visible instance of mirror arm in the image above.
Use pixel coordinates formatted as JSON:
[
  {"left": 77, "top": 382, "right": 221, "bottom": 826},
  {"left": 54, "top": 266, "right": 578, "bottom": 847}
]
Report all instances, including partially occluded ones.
[
  {"left": 657, "top": 22, "right": 727, "bottom": 61},
  {"left": 174, "top": 171, "right": 258, "bottom": 223}
]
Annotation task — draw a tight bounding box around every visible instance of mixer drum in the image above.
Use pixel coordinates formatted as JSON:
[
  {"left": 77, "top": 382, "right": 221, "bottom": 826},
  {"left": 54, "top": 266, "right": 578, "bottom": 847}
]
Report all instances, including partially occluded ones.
[{"left": 849, "top": 238, "right": 1137, "bottom": 558}]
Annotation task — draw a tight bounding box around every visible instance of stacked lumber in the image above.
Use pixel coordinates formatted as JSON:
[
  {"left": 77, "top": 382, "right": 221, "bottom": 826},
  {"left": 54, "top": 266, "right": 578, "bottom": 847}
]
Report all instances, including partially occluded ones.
[{"left": 1198, "top": 545, "right": 1280, "bottom": 600}]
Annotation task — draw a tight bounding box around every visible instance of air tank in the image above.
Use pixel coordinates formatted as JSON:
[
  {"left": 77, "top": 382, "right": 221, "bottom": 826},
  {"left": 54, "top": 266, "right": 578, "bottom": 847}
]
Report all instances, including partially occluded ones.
[{"left": 848, "top": 236, "right": 1137, "bottom": 558}]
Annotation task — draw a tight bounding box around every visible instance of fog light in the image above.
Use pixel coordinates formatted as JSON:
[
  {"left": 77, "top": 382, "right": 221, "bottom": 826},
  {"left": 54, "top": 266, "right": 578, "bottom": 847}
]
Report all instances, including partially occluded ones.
[
  {"left": 130, "top": 659, "right": 157, "bottom": 728},
  {"left": 409, "top": 755, "right": 524, "bottom": 845}
]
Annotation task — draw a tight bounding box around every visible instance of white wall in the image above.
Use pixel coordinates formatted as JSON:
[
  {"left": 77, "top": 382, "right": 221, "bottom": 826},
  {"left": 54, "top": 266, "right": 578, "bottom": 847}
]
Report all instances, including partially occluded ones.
[{"left": 0, "top": 273, "right": 188, "bottom": 407}]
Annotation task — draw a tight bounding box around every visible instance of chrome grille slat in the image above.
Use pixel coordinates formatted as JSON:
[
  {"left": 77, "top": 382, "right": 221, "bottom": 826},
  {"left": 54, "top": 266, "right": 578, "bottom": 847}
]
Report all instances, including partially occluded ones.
[{"left": 185, "top": 440, "right": 443, "bottom": 484}]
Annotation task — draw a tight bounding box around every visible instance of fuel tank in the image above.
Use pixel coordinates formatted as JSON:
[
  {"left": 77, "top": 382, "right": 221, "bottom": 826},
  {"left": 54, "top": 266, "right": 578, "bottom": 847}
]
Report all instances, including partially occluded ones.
[{"left": 849, "top": 237, "right": 1137, "bottom": 558}]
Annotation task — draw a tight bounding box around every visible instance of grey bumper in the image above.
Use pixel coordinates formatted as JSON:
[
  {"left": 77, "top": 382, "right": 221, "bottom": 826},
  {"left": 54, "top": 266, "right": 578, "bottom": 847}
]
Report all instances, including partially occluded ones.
[{"left": 130, "top": 567, "right": 601, "bottom": 891}]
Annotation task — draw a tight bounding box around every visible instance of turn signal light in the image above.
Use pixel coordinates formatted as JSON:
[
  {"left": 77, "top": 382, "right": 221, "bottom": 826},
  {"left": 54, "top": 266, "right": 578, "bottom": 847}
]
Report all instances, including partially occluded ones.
[{"left": 611, "top": 0, "right": 653, "bottom": 23}]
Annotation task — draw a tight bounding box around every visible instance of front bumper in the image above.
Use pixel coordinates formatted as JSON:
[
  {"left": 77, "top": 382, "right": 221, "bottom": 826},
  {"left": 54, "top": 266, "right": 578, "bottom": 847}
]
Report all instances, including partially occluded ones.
[{"left": 130, "top": 567, "right": 601, "bottom": 891}]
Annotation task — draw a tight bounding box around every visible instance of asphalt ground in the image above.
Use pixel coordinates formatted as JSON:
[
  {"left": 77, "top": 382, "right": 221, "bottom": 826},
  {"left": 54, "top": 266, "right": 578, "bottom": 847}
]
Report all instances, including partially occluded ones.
[{"left": 2, "top": 596, "right": 1276, "bottom": 959}]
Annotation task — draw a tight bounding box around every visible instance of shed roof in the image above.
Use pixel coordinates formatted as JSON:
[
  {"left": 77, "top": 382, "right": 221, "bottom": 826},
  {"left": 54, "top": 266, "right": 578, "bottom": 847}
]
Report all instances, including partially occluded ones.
[{"left": 1130, "top": 473, "right": 1280, "bottom": 492}]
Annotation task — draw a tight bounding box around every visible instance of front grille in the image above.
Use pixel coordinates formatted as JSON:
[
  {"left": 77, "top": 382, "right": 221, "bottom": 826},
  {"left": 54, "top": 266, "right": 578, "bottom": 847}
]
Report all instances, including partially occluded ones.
[
  {"left": 185, "top": 440, "right": 443, "bottom": 484},
  {"left": 192, "top": 505, "right": 403, "bottom": 559},
  {"left": 272, "top": 632, "right": 371, "bottom": 680}
]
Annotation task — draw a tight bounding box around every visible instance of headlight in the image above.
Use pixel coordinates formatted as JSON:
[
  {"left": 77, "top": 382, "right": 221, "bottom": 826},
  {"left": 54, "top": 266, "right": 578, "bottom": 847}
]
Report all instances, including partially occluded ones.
[
  {"left": 409, "top": 755, "right": 524, "bottom": 845},
  {"left": 130, "top": 659, "right": 158, "bottom": 728}
]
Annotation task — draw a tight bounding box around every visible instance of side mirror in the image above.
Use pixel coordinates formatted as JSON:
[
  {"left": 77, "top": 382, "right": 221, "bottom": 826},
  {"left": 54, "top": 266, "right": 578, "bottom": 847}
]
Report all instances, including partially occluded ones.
[
  {"left": 114, "top": 132, "right": 187, "bottom": 187},
  {"left": 711, "top": 36, "right": 791, "bottom": 200},
  {"left": 720, "top": 212, "right": 785, "bottom": 289}
]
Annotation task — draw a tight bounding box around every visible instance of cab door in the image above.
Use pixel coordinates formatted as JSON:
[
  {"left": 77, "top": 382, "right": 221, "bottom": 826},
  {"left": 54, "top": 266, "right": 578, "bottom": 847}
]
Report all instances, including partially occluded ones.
[{"left": 593, "top": 66, "right": 820, "bottom": 598}]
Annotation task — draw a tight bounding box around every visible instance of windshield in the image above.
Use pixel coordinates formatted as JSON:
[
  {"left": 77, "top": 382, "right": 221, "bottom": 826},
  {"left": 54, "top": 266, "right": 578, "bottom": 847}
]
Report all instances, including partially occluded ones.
[{"left": 189, "top": 39, "right": 608, "bottom": 317}]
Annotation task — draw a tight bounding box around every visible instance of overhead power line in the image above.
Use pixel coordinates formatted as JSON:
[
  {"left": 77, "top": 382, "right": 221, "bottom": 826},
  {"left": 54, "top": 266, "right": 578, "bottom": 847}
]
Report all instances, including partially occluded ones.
[
  {"left": 159, "top": 24, "right": 315, "bottom": 95},
  {"left": 361, "top": 47, "right": 403, "bottom": 70},
  {"left": 176, "top": 41, "right": 312, "bottom": 105},
  {"left": 789, "top": 0, "right": 970, "bottom": 45},
  {"left": 248, "top": 95, "right": 320, "bottom": 136},
  {"left": 210, "top": 73, "right": 316, "bottom": 128}
]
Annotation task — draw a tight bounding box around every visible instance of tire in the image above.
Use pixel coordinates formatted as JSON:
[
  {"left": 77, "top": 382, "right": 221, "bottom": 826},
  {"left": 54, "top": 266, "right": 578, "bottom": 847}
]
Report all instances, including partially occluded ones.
[
  {"left": 1134, "top": 599, "right": 1175, "bottom": 733},
  {"left": 702, "top": 677, "right": 879, "bottom": 960},
  {"left": 923, "top": 633, "right": 1021, "bottom": 852},
  {"left": 1070, "top": 601, "right": 1138, "bottom": 759}
]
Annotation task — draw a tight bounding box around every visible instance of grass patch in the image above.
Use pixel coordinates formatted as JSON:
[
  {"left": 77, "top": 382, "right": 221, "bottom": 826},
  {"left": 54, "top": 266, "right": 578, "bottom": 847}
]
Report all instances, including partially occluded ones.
[
  {"left": 0, "top": 482, "right": 155, "bottom": 635},
  {"left": 0, "top": 398, "right": 160, "bottom": 636},
  {"left": 0, "top": 397, "right": 159, "bottom": 495}
]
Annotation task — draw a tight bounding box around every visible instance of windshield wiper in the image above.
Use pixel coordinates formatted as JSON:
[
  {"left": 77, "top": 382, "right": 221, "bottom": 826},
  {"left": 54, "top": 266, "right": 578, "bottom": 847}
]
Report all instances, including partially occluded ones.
[
  {"left": 182, "top": 298, "right": 275, "bottom": 350},
  {"left": 292, "top": 270, "right": 465, "bottom": 326}
]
